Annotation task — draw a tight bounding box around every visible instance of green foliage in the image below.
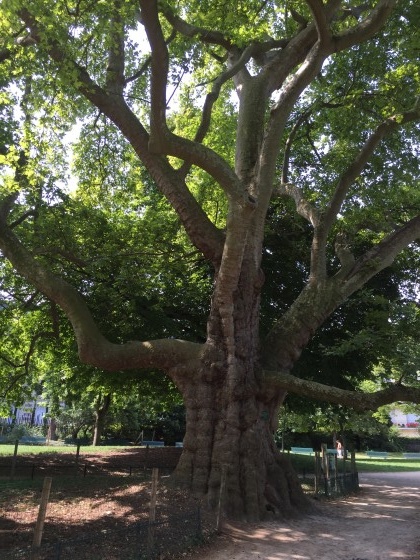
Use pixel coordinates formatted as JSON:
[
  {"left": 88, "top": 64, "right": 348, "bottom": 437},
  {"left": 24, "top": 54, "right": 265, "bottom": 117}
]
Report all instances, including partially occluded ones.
[
  {"left": 55, "top": 403, "right": 95, "bottom": 441},
  {"left": 0, "top": 0, "right": 419, "bottom": 440},
  {"left": 0, "top": 423, "right": 46, "bottom": 442},
  {"left": 107, "top": 401, "right": 185, "bottom": 443}
]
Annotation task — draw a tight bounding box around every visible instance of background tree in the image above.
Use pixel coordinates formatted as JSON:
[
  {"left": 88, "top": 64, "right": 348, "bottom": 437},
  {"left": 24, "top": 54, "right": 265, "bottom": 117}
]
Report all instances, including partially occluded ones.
[{"left": 0, "top": 0, "right": 420, "bottom": 520}]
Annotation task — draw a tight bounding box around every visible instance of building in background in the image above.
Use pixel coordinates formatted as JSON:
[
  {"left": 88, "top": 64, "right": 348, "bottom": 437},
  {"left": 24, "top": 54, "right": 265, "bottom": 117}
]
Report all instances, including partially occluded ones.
[{"left": 390, "top": 409, "right": 419, "bottom": 428}]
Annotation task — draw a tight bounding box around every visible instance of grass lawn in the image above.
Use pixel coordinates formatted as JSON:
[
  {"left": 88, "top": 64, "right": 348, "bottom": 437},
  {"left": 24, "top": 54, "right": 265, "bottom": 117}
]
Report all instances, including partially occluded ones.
[
  {"left": 354, "top": 453, "right": 420, "bottom": 472},
  {"left": 0, "top": 444, "right": 133, "bottom": 456},
  {"left": 1, "top": 444, "right": 419, "bottom": 472},
  {"left": 286, "top": 451, "right": 420, "bottom": 473}
]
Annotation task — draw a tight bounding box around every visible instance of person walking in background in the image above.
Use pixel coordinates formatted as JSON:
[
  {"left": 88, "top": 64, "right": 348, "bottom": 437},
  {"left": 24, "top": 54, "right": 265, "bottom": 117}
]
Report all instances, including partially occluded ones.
[{"left": 336, "top": 439, "right": 343, "bottom": 458}]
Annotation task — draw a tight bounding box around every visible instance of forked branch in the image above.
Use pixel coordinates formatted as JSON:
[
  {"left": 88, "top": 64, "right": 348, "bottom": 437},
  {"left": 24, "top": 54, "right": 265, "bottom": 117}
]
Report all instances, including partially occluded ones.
[
  {"left": 323, "top": 108, "right": 420, "bottom": 239},
  {"left": 264, "top": 369, "right": 420, "bottom": 411}
]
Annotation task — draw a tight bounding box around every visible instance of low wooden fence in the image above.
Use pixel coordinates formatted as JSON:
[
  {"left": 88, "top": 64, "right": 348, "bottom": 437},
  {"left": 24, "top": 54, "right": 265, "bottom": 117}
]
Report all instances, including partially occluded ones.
[
  {"left": 0, "top": 442, "right": 182, "bottom": 481},
  {"left": 0, "top": 468, "right": 203, "bottom": 560}
]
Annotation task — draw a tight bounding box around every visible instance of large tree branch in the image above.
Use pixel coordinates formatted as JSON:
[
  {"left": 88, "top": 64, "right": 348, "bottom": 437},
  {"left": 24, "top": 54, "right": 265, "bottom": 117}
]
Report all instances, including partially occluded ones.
[
  {"left": 264, "top": 369, "right": 420, "bottom": 411},
  {"left": 159, "top": 4, "right": 232, "bottom": 50},
  {"left": 194, "top": 45, "right": 259, "bottom": 144},
  {"left": 254, "top": 4, "right": 344, "bottom": 210},
  {"left": 277, "top": 183, "right": 321, "bottom": 227},
  {"left": 306, "top": 0, "right": 333, "bottom": 47},
  {"left": 324, "top": 108, "right": 420, "bottom": 238},
  {"left": 142, "top": 1, "right": 287, "bottom": 203},
  {"left": 255, "top": 38, "right": 328, "bottom": 224},
  {"left": 338, "top": 215, "right": 420, "bottom": 294},
  {"left": 0, "top": 213, "right": 204, "bottom": 375},
  {"left": 333, "top": 0, "right": 397, "bottom": 53},
  {"left": 178, "top": 45, "right": 259, "bottom": 180},
  {"left": 257, "top": 0, "right": 396, "bottom": 211},
  {"left": 106, "top": 0, "right": 125, "bottom": 97},
  {"left": 262, "top": 214, "right": 420, "bottom": 373},
  {"left": 17, "top": 8, "right": 225, "bottom": 266},
  {"left": 139, "top": 0, "right": 169, "bottom": 152},
  {"left": 137, "top": 2, "right": 251, "bottom": 205},
  {"left": 282, "top": 106, "right": 420, "bottom": 285},
  {"left": 324, "top": 108, "right": 420, "bottom": 286},
  {"left": 264, "top": 0, "right": 342, "bottom": 97},
  {"left": 160, "top": 2, "right": 288, "bottom": 56}
]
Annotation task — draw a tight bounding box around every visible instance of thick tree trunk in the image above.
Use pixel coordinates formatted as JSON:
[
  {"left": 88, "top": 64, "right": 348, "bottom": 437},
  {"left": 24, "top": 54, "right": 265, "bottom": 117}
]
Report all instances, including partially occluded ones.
[
  {"left": 175, "top": 371, "right": 310, "bottom": 520},
  {"left": 173, "top": 276, "right": 311, "bottom": 520}
]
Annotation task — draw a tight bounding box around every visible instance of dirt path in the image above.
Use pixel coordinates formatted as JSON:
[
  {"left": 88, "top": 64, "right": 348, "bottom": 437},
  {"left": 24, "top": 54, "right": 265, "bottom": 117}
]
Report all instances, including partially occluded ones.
[{"left": 194, "top": 472, "right": 420, "bottom": 560}]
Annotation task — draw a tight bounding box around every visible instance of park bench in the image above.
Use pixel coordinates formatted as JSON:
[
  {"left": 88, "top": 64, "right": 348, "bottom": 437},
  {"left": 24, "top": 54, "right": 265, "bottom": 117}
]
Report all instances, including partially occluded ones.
[
  {"left": 403, "top": 452, "right": 420, "bottom": 459},
  {"left": 291, "top": 447, "right": 314, "bottom": 455},
  {"left": 366, "top": 450, "right": 388, "bottom": 459},
  {"left": 141, "top": 441, "right": 164, "bottom": 447}
]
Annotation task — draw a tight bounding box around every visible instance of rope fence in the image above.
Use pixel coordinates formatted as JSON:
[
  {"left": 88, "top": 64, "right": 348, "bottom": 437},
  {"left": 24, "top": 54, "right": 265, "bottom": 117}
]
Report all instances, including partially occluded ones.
[
  {"left": 0, "top": 508, "right": 202, "bottom": 560},
  {"left": 0, "top": 443, "right": 182, "bottom": 482},
  {"left": 0, "top": 464, "right": 204, "bottom": 560}
]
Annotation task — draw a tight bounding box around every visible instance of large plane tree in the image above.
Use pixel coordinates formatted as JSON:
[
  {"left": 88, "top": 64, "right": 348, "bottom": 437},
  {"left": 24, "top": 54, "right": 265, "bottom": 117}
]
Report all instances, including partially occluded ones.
[{"left": 0, "top": 0, "right": 420, "bottom": 519}]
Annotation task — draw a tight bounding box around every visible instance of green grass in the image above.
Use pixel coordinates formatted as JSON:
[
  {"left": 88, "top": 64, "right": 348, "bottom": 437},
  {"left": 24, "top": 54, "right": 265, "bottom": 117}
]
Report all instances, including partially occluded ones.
[
  {"left": 0, "top": 444, "right": 133, "bottom": 456},
  {"left": 1, "top": 445, "right": 419, "bottom": 472},
  {"left": 287, "top": 451, "right": 420, "bottom": 473},
  {"left": 354, "top": 453, "right": 420, "bottom": 472}
]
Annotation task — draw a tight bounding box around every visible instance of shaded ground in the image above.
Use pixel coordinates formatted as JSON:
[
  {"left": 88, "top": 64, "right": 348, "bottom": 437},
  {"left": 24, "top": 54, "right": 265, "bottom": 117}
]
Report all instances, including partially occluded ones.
[
  {"left": 191, "top": 472, "right": 420, "bottom": 560},
  {"left": 0, "top": 447, "right": 212, "bottom": 557},
  {"left": 1, "top": 450, "right": 419, "bottom": 559},
  {"left": 0, "top": 446, "right": 183, "bottom": 480}
]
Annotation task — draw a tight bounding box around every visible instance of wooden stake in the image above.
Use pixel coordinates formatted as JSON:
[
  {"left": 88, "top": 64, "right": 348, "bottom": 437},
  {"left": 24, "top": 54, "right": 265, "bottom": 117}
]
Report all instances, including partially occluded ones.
[{"left": 31, "top": 477, "right": 52, "bottom": 558}]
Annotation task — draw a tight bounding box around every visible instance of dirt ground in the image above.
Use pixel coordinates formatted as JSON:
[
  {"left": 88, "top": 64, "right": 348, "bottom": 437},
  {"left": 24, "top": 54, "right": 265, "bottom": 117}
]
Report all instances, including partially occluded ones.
[
  {"left": 191, "top": 471, "right": 420, "bottom": 560},
  {"left": 1, "top": 450, "right": 420, "bottom": 559}
]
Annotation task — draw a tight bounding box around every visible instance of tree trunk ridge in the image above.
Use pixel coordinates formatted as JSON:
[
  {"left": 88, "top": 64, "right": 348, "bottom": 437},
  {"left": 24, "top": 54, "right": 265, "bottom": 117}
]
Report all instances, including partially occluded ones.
[
  {"left": 173, "top": 275, "right": 310, "bottom": 520},
  {"left": 176, "top": 367, "right": 310, "bottom": 519}
]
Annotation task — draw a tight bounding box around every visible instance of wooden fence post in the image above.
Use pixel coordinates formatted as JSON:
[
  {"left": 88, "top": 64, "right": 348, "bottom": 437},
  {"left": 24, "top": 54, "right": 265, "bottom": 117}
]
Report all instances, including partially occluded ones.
[
  {"left": 147, "top": 468, "right": 159, "bottom": 558},
  {"left": 31, "top": 477, "right": 52, "bottom": 559}
]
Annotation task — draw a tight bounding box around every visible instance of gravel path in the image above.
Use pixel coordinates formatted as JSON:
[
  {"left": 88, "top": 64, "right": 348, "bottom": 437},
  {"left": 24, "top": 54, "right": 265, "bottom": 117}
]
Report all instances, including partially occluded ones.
[{"left": 192, "top": 471, "right": 420, "bottom": 560}]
